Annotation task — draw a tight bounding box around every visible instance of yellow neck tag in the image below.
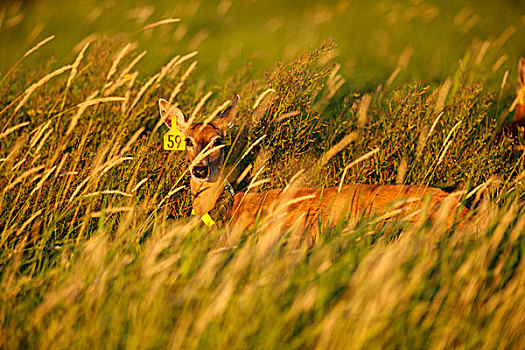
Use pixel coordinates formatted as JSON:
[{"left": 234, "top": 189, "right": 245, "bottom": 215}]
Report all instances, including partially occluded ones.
[
  {"left": 191, "top": 209, "right": 216, "bottom": 227},
  {"left": 163, "top": 126, "right": 186, "bottom": 151}
]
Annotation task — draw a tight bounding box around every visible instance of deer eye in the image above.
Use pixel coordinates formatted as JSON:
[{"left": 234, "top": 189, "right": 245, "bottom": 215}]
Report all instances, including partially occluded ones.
[
  {"left": 213, "top": 138, "right": 223, "bottom": 147},
  {"left": 185, "top": 138, "right": 193, "bottom": 148}
]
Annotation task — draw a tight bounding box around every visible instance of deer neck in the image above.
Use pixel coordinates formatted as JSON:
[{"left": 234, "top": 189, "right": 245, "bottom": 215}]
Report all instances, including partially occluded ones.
[{"left": 190, "top": 174, "right": 226, "bottom": 215}]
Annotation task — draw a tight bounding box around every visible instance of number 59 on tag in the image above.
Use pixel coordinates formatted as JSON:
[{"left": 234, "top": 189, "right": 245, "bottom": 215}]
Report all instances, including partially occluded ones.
[{"left": 163, "top": 127, "right": 186, "bottom": 151}]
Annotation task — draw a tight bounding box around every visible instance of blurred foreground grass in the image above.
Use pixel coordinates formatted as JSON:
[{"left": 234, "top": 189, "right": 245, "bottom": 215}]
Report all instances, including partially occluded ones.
[{"left": 1, "top": 0, "right": 525, "bottom": 348}]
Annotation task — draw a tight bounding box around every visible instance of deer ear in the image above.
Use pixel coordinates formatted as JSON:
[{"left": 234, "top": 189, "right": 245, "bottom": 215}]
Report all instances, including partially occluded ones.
[
  {"left": 213, "top": 95, "right": 239, "bottom": 132},
  {"left": 519, "top": 58, "right": 525, "bottom": 87},
  {"left": 158, "top": 99, "right": 188, "bottom": 133}
]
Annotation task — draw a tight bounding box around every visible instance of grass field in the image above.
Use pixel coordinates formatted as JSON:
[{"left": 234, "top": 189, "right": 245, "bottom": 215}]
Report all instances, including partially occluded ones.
[{"left": 1, "top": 0, "right": 525, "bottom": 348}]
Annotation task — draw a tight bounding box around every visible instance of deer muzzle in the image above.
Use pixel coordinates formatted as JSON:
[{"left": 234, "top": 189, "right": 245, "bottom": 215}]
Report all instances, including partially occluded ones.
[{"left": 192, "top": 165, "right": 210, "bottom": 180}]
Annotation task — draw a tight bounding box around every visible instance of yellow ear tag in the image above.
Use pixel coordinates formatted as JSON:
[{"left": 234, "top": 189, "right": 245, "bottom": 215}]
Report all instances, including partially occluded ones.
[
  {"left": 191, "top": 209, "right": 216, "bottom": 227},
  {"left": 163, "top": 126, "right": 186, "bottom": 151}
]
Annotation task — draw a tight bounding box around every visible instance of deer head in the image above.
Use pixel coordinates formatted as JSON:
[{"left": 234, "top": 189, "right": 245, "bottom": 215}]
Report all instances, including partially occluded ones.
[{"left": 158, "top": 96, "right": 239, "bottom": 183}]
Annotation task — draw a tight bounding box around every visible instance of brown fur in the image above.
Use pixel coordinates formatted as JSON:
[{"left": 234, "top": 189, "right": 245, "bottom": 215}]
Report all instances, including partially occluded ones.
[
  {"left": 229, "top": 184, "right": 465, "bottom": 243},
  {"left": 159, "top": 96, "right": 467, "bottom": 238}
]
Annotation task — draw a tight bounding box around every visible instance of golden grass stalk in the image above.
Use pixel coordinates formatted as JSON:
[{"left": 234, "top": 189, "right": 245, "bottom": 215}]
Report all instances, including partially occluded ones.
[
  {"left": 500, "top": 70, "right": 509, "bottom": 94},
  {"left": 385, "top": 66, "right": 401, "bottom": 86},
  {"left": 65, "top": 41, "right": 90, "bottom": 92},
  {"left": 245, "top": 165, "right": 266, "bottom": 192},
  {"left": 67, "top": 95, "right": 125, "bottom": 136},
  {"left": 437, "top": 120, "right": 462, "bottom": 165},
  {"left": 217, "top": 0, "right": 233, "bottom": 16},
  {"left": 398, "top": 45, "right": 413, "bottom": 69},
  {"left": 66, "top": 90, "right": 98, "bottom": 135},
  {"left": 274, "top": 110, "right": 299, "bottom": 123},
  {"left": 357, "top": 94, "right": 372, "bottom": 128},
  {"left": 82, "top": 190, "right": 132, "bottom": 198},
  {"left": 0, "top": 35, "right": 56, "bottom": 87},
  {"left": 72, "top": 33, "right": 100, "bottom": 53},
  {"left": 496, "top": 70, "right": 509, "bottom": 112},
  {"left": 15, "top": 209, "right": 43, "bottom": 236},
  {"left": 4, "top": 13, "right": 24, "bottom": 30},
  {"left": 34, "top": 128, "right": 53, "bottom": 155},
  {"left": 0, "top": 121, "right": 29, "bottom": 140},
  {"left": 120, "top": 127, "right": 144, "bottom": 155},
  {"left": 28, "top": 24, "right": 46, "bottom": 42},
  {"left": 4, "top": 165, "right": 45, "bottom": 192},
  {"left": 91, "top": 207, "right": 134, "bottom": 217},
  {"left": 68, "top": 177, "right": 92, "bottom": 203},
  {"left": 191, "top": 91, "right": 213, "bottom": 121},
  {"left": 69, "top": 157, "right": 133, "bottom": 203},
  {"left": 29, "top": 120, "right": 52, "bottom": 148},
  {"left": 230, "top": 165, "right": 267, "bottom": 222},
  {"left": 188, "top": 29, "right": 210, "bottom": 50},
  {"left": 475, "top": 40, "right": 491, "bottom": 64},
  {"left": 175, "top": 51, "right": 199, "bottom": 69},
  {"left": 492, "top": 54, "right": 508, "bottom": 73},
  {"left": 224, "top": 134, "right": 267, "bottom": 184},
  {"left": 158, "top": 185, "right": 185, "bottom": 208},
  {"left": 129, "top": 73, "right": 160, "bottom": 112},
  {"left": 253, "top": 89, "right": 276, "bottom": 110},
  {"left": 278, "top": 194, "right": 317, "bottom": 209},
  {"left": 493, "top": 25, "right": 516, "bottom": 49},
  {"left": 100, "top": 157, "right": 134, "bottom": 177},
  {"left": 509, "top": 87, "right": 525, "bottom": 113},
  {"left": 142, "top": 18, "right": 180, "bottom": 30},
  {"left": 434, "top": 78, "right": 452, "bottom": 114},
  {"left": 0, "top": 139, "right": 25, "bottom": 172},
  {"left": 465, "top": 179, "right": 493, "bottom": 200},
  {"left": 327, "top": 63, "right": 346, "bottom": 95},
  {"left": 58, "top": 171, "right": 78, "bottom": 176},
  {"left": 205, "top": 99, "right": 231, "bottom": 123},
  {"left": 53, "top": 153, "right": 69, "bottom": 180},
  {"left": 23, "top": 35, "right": 55, "bottom": 58},
  {"left": 105, "top": 43, "right": 137, "bottom": 82},
  {"left": 316, "top": 132, "right": 357, "bottom": 169},
  {"left": 425, "top": 110, "right": 444, "bottom": 145},
  {"left": 338, "top": 148, "right": 380, "bottom": 192},
  {"left": 315, "top": 64, "right": 346, "bottom": 111},
  {"left": 104, "top": 51, "right": 147, "bottom": 96},
  {"left": 11, "top": 158, "right": 26, "bottom": 171},
  {"left": 131, "top": 178, "right": 149, "bottom": 193},
  {"left": 193, "top": 279, "right": 236, "bottom": 336},
  {"left": 461, "top": 14, "right": 480, "bottom": 34},
  {"left": 157, "top": 55, "right": 181, "bottom": 82},
  {"left": 29, "top": 166, "right": 57, "bottom": 197},
  {"left": 121, "top": 72, "right": 139, "bottom": 112},
  {"left": 236, "top": 164, "right": 252, "bottom": 185},
  {"left": 169, "top": 61, "right": 197, "bottom": 103},
  {"left": 281, "top": 170, "right": 305, "bottom": 194},
  {"left": 246, "top": 178, "right": 271, "bottom": 191},
  {"left": 121, "top": 50, "right": 148, "bottom": 74},
  {"left": 396, "top": 157, "right": 408, "bottom": 184},
  {"left": 14, "top": 64, "right": 73, "bottom": 115},
  {"left": 61, "top": 41, "right": 91, "bottom": 110},
  {"left": 372, "top": 207, "right": 413, "bottom": 224},
  {"left": 190, "top": 145, "right": 225, "bottom": 169}
]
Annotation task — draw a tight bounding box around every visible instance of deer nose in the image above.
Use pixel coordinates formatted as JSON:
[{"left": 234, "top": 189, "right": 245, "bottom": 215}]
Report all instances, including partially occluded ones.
[{"left": 192, "top": 165, "right": 210, "bottom": 179}]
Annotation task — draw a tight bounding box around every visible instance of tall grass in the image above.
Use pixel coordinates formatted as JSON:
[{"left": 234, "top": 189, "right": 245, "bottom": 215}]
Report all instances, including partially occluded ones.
[{"left": 1, "top": 0, "right": 525, "bottom": 348}]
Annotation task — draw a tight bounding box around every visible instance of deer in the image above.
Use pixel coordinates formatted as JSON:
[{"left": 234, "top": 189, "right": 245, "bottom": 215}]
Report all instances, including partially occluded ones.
[
  {"left": 503, "top": 57, "right": 525, "bottom": 138},
  {"left": 158, "top": 95, "right": 468, "bottom": 243}
]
